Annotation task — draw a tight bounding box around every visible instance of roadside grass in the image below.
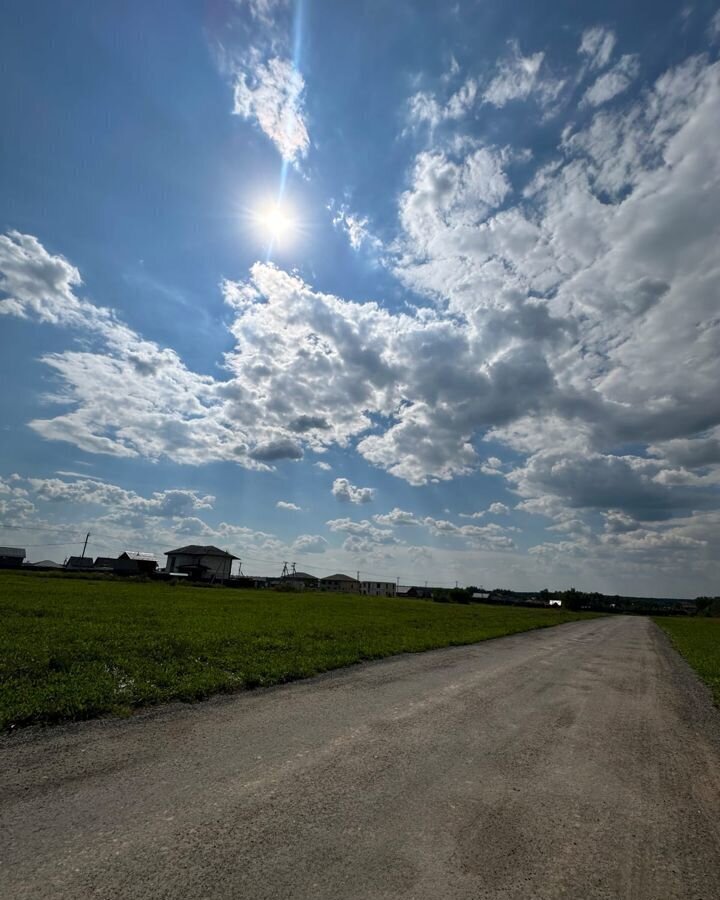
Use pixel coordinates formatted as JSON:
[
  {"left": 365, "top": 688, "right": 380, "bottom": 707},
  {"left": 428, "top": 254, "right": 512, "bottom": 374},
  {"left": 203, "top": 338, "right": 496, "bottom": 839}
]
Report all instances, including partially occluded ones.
[
  {"left": 654, "top": 616, "right": 720, "bottom": 705},
  {"left": 1, "top": 571, "right": 596, "bottom": 731}
]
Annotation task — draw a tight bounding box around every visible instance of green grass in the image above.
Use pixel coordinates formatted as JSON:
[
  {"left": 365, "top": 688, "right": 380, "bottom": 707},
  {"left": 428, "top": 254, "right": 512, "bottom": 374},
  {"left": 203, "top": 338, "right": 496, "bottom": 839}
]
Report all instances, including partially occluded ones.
[
  {"left": 1, "top": 571, "right": 595, "bottom": 731},
  {"left": 654, "top": 616, "right": 720, "bottom": 705}
]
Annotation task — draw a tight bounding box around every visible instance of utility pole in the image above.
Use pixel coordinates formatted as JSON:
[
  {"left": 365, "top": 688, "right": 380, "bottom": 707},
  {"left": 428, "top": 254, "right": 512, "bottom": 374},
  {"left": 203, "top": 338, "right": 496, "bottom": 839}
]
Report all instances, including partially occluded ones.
[
  {"left": 81, "top": 532, "right": 90, "bottom": 560},
  {"left": 281, "top": 561, "right": 289, "bottom": 577},
  {"left": 291, "top": 562, "right": 296, "bottom": 575},
  {"left": 356, "top": 570, "right": 360, "bottom": 582}
]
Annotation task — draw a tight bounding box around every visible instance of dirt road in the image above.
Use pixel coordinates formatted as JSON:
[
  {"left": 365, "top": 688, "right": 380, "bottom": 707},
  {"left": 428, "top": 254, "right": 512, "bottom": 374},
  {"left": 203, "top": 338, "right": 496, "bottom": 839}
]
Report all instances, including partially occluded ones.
[{"left": 2, "top": 616, "right": 719, "bottom": 899}]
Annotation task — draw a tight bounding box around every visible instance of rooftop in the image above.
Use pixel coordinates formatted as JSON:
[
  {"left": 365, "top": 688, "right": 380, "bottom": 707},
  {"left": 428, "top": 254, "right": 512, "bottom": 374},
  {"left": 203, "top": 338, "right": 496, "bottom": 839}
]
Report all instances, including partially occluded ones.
[
  {"left": 164, "top": 545, "right": 238, "bottom": 560},
  {"left": 0, "top": 547, "right": 26, "bottom": 557}
]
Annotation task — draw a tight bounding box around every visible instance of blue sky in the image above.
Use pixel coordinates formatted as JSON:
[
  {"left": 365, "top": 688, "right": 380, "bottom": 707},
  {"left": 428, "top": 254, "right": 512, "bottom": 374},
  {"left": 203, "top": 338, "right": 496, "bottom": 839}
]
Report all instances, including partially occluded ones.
[{"left": 1, "top": 0, "right": 720, "bottom": 595}]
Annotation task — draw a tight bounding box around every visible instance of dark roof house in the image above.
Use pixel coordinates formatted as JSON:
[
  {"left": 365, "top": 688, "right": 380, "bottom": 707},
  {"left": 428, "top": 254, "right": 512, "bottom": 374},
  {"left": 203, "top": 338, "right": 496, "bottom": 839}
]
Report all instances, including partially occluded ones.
[
  {"left": 165, "top": 545, "right": 238, "bottom": 559},
  {"left": 65, "top": 556, "right": 94, "bottom": 570},
  {"left": 164, "top": 545, "right": 238, "bottom": 582},
  {"left": 320, "top": 573, "right": 361, "bottom": 593},
  {"left": 115, "top": 551, "right": 159, "bottom": 575},
  {"left": 0, "top": 546, "right": 25, "bottom": 569}
]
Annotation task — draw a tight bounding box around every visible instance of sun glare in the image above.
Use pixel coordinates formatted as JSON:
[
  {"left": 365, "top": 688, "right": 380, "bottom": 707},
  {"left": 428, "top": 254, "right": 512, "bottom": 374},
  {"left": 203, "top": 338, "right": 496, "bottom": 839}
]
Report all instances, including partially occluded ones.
[{"left": 255, "top": 203, "right": 296, "bottom": 242}]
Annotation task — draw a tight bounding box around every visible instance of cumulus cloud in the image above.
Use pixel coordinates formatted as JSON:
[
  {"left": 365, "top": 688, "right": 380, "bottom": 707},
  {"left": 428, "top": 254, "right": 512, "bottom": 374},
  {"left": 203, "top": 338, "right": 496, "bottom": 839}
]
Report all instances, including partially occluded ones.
[
  {"left": 292, "top": 533, "right": 327, "bottom": 553},
  {"left": 372, "top": 507, "right": 421, "bottom": 527},
  {"left": 233, "top": 56, "right": 309, "bottom": 162},
  {"left": 276, "top": 500, "right": 301, "bottom": 511},
  {"left": 459, "top": 501, "right": 510, "bottom": 519},
  {"left": 250, "top": 438, "right": 303, "bottom": 461},
  {"left": 326, "top": 516, "right": 399, "bottom": 553},
  {"left": 331, "top": 477, "right": 375, "bottom": 504}
]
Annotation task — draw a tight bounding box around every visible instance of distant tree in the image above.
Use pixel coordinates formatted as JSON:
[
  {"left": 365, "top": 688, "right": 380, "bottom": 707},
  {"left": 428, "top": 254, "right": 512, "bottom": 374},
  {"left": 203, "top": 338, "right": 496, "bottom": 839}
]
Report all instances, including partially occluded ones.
[{"left": 561, "top": 588, "right": 584, "bottom": 611}]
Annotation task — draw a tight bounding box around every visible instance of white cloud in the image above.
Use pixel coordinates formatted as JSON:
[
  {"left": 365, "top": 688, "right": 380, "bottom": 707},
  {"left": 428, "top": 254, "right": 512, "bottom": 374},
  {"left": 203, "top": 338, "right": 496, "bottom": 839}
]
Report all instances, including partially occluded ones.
[
  {"left": 233, "top": 56, "right": 309, "bottom": 162},
  {"left": 372, "top": 507, "right": 421, "bottom": 527},
  {"left": 483, "top": 41, "right": 563, "bottom": 108},
  {"left": 582, "top": 55, "right": 640, "bottom": 107},
  {"left": 331, "top": 205, "right": 382, "bottom": 252},
  {"left": 331, "top": 477, "right": 375, "bottom": 504},
  {"left": 276, "top": 500, "right": 301, "bottom": 511},
  {"left": 711, "top": 10, "right": 720, "bottom": 41},
  {"left": 326, "top": 516, "right": 399, "bottom": 553},
  {"left": 459, "top": 501, "right": 510, "bottom": 519},
  {"left": 242, "top": 0, "right": 289, "bottom": 27},
  {"left": 314, "top": 461, "right": 332, "bottom": 471},
  {"left": 578, "top": 27, "right": 617, "bottom": 71},
  {"left": 292, "top": 533, "right": 327, "bottom": 553},
  {"left": 406, "top": 78, "right": 479, "bottom": 130}
]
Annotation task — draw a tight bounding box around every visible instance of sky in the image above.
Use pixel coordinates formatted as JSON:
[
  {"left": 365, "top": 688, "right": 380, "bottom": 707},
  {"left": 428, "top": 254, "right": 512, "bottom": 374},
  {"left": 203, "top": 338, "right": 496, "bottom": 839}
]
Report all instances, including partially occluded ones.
[{"left": 1, "top": 0, "right": 720, "bottom": 596}]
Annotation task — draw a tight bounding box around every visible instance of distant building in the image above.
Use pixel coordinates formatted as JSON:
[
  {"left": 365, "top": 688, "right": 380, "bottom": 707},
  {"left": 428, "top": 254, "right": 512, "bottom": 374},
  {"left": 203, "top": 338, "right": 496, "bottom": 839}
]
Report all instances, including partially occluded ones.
[
  {"left": 280, "top": 571, "right": 319, "bottom": 590},
  {"left": 0, "top": 546, "right": 25, "bottom": 569},
  {"left": 360, "top": 580, "right": 396, "bottom": 597},
  {"left": 320, "top": 573, "right": 361, "bottom": 593},
  {"left": 93, "top": 557, "right": 117, "bottom": 570},
  {"left": 31, "top": 559, "right": 62, "bottom": 569},
  {"left": 164, "top": 545, "right": 238, "bottom": 582},
  {"left": 472, "top": 591, "right": 491, "bottom": 601},
  {"left": 397, "top": 585, "right": 433, "bottom": 599},
  {"left": 115, "top": 551, "right": 159, "bottom": 576},
  {"left": 65, "top": 556, "right": 94, "bottom": 570}
]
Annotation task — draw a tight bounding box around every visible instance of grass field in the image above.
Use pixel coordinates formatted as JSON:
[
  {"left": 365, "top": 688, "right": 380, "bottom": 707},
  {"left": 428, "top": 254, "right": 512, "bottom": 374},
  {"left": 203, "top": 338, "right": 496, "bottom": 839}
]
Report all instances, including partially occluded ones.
[
  {"left": 654, "top": 616, "right": 720, "bottom": 705},
  {"left": 0, "top": 571, "right": 595, "bottom": 731}
]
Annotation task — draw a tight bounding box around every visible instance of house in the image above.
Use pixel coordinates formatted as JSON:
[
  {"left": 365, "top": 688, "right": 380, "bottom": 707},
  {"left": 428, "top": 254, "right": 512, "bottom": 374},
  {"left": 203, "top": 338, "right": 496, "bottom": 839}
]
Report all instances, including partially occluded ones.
[
  {"left": 0, "top": 546, "right": 26, "bottom": 569},
  {"left": 164, "top": 545, "right": 237, "bottom": 582},
  {"left": 360, "top": 581, "right": 396, "bottom": 597},
  {"left": 65, "top": 556, "right": 94, "bottom": 570},
  {"left": 93, "top": 557, "right": 117, "bottom": 570},
  {"left": 320, "top": 573, "right": 360, "bottom": 593},
  {"left": 397, "top": 585, "right": 433, "bottom": 599},
  {"left": 30, "top": 559, "right": 62, "bottom": 569},
  {"left": 472, "top": 591, "right": 491, "bottom": 601},
  {"left": 280, "top": 571, "right": 319, "bottom": 590},
  {"left": 115, "top": 551, "right": 159, "bottom": 576}
]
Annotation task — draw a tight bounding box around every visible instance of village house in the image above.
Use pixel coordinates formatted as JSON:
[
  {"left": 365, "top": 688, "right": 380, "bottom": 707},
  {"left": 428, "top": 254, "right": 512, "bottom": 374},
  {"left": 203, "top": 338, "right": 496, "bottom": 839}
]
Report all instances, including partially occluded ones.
[
  {"left": 164, "top": 545, "right": 237, "bottom": 582},
  {"left": 397, "top": 585, "right": 433, "bottom": 599},
  {"left": 360, "top": 580, "right": 397, "bottom": 597},
  {"left": 320, "top": 573, "right": 360, "bottom": 593},
  {"left": 280, "top": 571, "right": 319, "bottom": 590},
  {"left": 0, "top": 546, "right": 25, "bottom": 568},
  {"left": 65, "top": 556, "right": 94, "bottom": 570},
  {"left": 114, "top": 551, "right": 159, "bottom": 576}
]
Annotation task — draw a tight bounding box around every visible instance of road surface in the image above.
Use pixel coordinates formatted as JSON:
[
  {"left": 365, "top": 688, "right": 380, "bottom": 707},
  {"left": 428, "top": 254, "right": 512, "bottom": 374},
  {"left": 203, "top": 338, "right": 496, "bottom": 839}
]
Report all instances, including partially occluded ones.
[{"left": 2, "top": 616, "right": 720, "bottom": 899}]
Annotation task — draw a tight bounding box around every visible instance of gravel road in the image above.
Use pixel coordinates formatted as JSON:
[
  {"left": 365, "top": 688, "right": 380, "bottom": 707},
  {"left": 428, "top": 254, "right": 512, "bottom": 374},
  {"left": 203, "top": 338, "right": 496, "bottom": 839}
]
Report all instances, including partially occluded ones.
[{"left": 2, "top": 616, "right": 719, "bottom": 899}]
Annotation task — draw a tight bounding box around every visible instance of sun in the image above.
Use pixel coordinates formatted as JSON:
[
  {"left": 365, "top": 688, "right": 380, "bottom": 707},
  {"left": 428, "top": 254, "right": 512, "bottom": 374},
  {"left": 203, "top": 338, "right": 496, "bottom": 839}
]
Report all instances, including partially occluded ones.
[{"left": 255, "top": 203, "right": 296, "bottom": 241}]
